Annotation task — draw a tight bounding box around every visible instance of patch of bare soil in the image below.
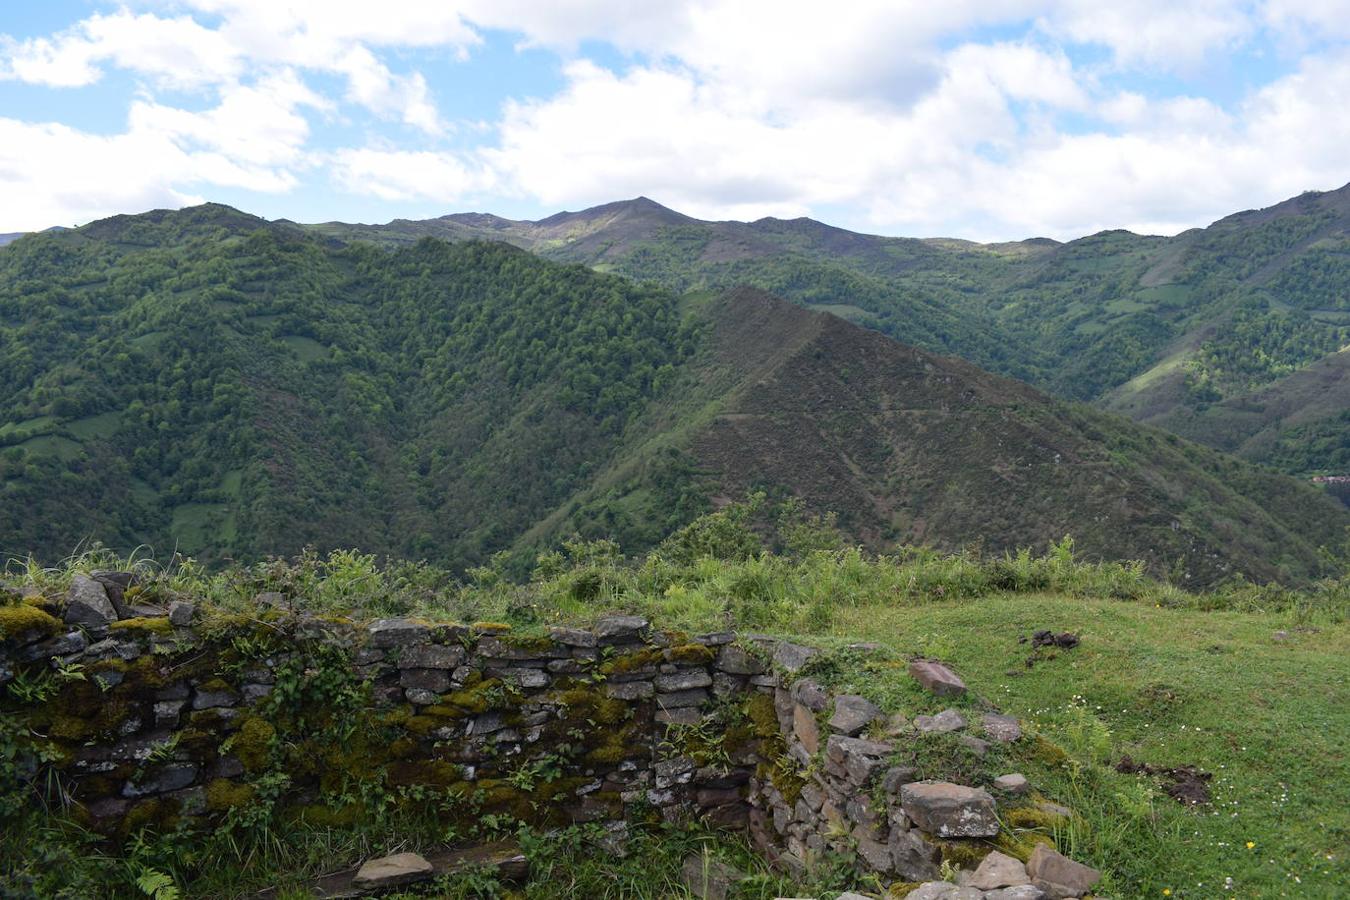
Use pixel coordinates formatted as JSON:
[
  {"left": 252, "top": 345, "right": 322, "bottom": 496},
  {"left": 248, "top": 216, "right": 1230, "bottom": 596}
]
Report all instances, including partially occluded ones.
[{"left": 1116, "top": 755, "right": 1213, "bottom": 805}]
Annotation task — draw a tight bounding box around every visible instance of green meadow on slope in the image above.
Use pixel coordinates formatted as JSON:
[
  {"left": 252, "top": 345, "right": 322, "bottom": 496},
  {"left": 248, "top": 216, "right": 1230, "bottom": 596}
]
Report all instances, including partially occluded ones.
[{"left": 0, "top": 205, "right": 1346, "bottom": 584}]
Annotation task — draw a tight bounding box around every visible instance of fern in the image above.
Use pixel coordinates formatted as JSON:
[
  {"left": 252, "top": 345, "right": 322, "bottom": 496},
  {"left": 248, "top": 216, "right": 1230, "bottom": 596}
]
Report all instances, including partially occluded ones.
[{"left": 134, "top": 868, "right": 180, "bottom": 900}]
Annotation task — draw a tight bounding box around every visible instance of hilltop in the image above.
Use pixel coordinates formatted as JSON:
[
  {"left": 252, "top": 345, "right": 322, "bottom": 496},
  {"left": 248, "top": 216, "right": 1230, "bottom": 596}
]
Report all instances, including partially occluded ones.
[
  {"left": 0, "top": 204, "right": 1345, "bottom": 583},
  {"left": 316, "top": 186, "right": 1350, "bottom": 480}
]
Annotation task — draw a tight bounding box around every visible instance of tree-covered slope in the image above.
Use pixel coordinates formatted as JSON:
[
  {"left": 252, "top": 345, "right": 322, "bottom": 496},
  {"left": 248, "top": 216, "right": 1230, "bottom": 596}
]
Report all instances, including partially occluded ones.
[
  {"left": 330, "top": 186, "right": 1350, "bottom": 478},
  {"left": 1, "top": 204, "right": 1344, "bottom": 584}
]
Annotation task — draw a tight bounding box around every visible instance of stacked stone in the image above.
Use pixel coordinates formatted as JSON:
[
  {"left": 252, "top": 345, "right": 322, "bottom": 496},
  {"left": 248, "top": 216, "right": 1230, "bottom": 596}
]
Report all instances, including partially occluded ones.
[{"left": 2, "top": 584, "right": 1101, "bottom": 898}]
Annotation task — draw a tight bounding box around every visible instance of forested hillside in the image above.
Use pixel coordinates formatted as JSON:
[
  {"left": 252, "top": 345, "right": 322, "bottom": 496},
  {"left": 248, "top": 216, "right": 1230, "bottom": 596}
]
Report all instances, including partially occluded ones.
[
  {"left": 334, "top": 187, "right": 1350, "bottom": 479},
  {"left": 1, "top": 204, "right": 1345, "bottom": 584}
]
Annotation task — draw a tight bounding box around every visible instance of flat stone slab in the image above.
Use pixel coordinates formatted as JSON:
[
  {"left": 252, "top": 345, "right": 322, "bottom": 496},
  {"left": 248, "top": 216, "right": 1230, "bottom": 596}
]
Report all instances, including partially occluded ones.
[
  {"left": 908, "top": 659, "right": 967, "bottom": 697},
  {"left": 353, "top": 852, "right": 433, "bottom": 890},
  {"left": 900, "top": 782, "right": 999, "bottom": 837},
  {"left": 982, "top": 713, "right": 1023, "bottom": 742},
  {"left": 285, "top": 841, "right": 527, "bottom": 898},
  {"left": 914, "top": 709, "right": 967, "bottom": 734}
]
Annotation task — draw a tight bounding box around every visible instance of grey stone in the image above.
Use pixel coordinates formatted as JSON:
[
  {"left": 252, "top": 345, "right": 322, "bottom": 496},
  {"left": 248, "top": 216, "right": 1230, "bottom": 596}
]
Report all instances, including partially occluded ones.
[
  {"left": 914, "top": 709, "right": 967, "bottom": 734},
  {"left": 65, "top": 575, "right": 117, "bottom": 628},
  {"left": 594, "top": 615, "right": 648, "bottom": 642},
  {"left": 654, "top": 756, "right": 695, "bottom": 788},
  {"left": 655, "top": 669, "right": 712, "bottom": 692},
  {"left": 193, "top": 685, "right": 239, "bottom": 709},
  {"left": 959, "top": 734, "right": 991, "bottom": 757},
  {"left": 900, "top": 782, "right": 999, "bottom": 837},
  {"left": 167, "top": 601, "right": 196, "bottom": 627},
  {"left": 353, "top": 852, "right": 434, "bottom": 890},
  {"left": 908, "top": 659, "right": 967, "bottom": 697},
  {"left": 994, "top": 773, "right": 1030, "bottom": 795},
  {"left": 657, "top": 707, "right": 702, "bottom": 726},
  {"left": 404, "top": 688, "right": 440, "bottom": 705},
  {"left": 25, "top": 630, "right": 87, "bottom": 661},
  {"left": 398, "top": 643, "right": 465, "bottom": 669},
  {"left": 983, "top": 713, "right": 1023, "bottom": 742},
  {"left": 984, "top": 887, "right": 1046, "bottom": 900},
  {"left": 400, "top": 668, "right": 451, "bottom": 693},
  {"left": 772, "top": 641, "right": 820, "bottom": 673},
  {"left": 825, "top": 734, "right": 894, "bottom": 763},
  {"left": 970, "top": 850, "right": 1031, "bottom": 890},
  {"left": 467, "top": 712, "right": 509, "bottom": 735},
  {"left": 695, "top": 631, "right": 737, "bottom": 646},
  {"left": 255, "top": 591, "right": 286, "bottom": 608},
  {"left": 367, "top": 618, "right": 429, "bottom": 648},
  {"left": 504, "top": 668, "right": 549, "bottom": 689},
  {"left": 904, "top": 881, "right": 957, "bottom": 900},
  {"left": 715, "top": 645, "right": 766, "bottom": 675},
  {"left": 656, "top": 688, "right": 709, "bottom": 709},
  {"left": 883, "top": 765, "right": 920, "bottom": 795},
  {"left": 828, "top": 694, "right": 883, "bottom": 735},
  {"left": 605, "top": 681, "right": 655, "bottom": 700},
  {"left": 1026, "top": 846, "right": 1101, "bottom": 900},
  {"left": 122, "top": 763, "right": 198, "bottom": 798},
  {"left": 791, "top": 678, "right": 831, "bottom": 711},
  {"left": 855, "top": 834, "right": 892, "bottom": 871},
  {"left": 153, "top": 700, "right": 184, "bottom": 727},
  {"left": 550, "top": 626, "right": 597, "bottom": 647}
]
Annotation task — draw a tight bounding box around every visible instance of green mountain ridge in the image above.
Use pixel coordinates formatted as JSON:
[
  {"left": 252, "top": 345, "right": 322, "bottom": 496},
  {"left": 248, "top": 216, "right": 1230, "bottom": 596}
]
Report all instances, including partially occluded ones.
[
  {"left": 314, "top": 186, "right": 1350, "bottom": 479},
  {"left": 1, "top": 203, "right": 1345, "bottom": 585}
]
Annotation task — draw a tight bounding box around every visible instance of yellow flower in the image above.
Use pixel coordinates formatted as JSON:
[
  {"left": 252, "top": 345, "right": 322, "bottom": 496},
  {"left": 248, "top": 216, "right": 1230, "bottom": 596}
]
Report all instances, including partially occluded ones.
[
  {"left": 1246, "top": 841, "right": 1256, "bottom": 849},
  {"left": 1163, "top": 890, "right": 1172, "bottom": 896}
]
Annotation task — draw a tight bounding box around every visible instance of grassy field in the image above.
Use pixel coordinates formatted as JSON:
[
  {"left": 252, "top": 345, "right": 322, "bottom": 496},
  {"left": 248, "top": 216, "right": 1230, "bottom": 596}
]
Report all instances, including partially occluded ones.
[{"left": 825, "top": 594, "right": 1348, "bottom": 898}]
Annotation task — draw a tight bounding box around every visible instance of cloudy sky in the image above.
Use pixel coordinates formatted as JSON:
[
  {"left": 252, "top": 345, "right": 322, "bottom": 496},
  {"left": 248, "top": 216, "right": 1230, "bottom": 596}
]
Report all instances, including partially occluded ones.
[{"left": 1, "top": 1, "right": 1348, "bottom": 240}]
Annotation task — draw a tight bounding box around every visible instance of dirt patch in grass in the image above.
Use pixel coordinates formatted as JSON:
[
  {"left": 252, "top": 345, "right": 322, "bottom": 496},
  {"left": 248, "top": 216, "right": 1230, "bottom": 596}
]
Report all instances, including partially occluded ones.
[{"left": 1116, "top": 755, "right": 1213, "bottom": 805}]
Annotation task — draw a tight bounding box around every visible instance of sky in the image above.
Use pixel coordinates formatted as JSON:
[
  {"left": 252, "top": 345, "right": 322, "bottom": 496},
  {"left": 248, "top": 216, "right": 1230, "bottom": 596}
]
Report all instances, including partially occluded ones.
[{"left": 1, "top": 2, "right": 1348, "bottom": 241}]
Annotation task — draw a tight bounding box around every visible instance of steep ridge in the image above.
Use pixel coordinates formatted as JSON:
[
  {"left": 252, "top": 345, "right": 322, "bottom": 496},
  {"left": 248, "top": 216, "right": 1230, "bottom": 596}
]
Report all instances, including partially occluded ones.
[
  {"left": 673, "top": 289, "right": 1343, "bottom": 585},
  {"left": 0, "top": 204, "right": 1344, "bottom": 584}
]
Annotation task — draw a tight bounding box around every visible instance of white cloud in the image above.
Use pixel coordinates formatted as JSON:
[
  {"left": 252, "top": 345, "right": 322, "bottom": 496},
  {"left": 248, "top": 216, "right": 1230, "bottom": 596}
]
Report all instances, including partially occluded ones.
[
  {"left": 329, "top": 148, "right": 491, "bottom": 200},
  {"left": 0, "top": 11, "right": 241, "bottom": 88},
  {"left": 0, "top": 1, "right": 1348, "bottom": 237},
  {"left": 1041, "top": 0, "right": 1256, "bottom": 67}
]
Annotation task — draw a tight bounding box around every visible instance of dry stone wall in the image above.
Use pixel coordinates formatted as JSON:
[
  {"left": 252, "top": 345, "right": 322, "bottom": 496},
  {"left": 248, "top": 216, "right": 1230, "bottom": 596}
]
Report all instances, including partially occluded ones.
[{"left": 1, "top": 573, "right": 1101, "bottom": 898}]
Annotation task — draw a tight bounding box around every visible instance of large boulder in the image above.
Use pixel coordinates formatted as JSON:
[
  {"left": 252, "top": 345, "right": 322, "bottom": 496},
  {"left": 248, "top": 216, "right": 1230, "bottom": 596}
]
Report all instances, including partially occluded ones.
[
  {"left": 1026, "top": 845, "right": 1101, "bottom": 900},
  {"left": 900, "top": 782, "right": 999, "bottom": 837},
  {"left": 64, "top": 575, "right": 117, "bottom": 628}
]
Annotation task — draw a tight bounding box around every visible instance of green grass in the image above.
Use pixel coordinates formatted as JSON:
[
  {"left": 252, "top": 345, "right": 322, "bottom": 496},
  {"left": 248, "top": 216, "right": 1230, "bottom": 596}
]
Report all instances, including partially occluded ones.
[
  {"left": 828, "top": 594, "right": 1348, "bottom": 897},
  {"left": 0, "top": 415, "right": 56, "bottom": 438},
  {"left": 279, "top": 334, "right": 329, "bottom": 362},
  {"left": 17, "top": 434, "right": 82, "bottom": 460},
  {"left": 65, "top": 411, "right": 121, "bottom": 440}
]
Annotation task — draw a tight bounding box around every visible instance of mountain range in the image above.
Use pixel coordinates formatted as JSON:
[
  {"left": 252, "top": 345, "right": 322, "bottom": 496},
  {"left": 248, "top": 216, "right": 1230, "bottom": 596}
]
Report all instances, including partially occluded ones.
[
  {"left": 0, "top": 195, "right": 1346, "bottom": 585},
  {"left": 308, "top": 186, "right": 1350, "bottom": 480}
]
